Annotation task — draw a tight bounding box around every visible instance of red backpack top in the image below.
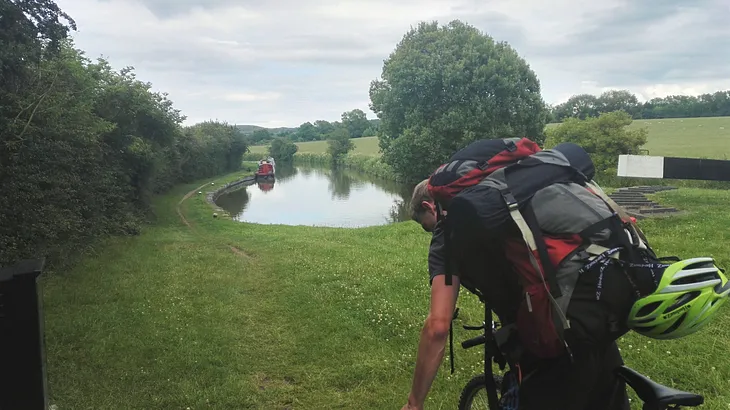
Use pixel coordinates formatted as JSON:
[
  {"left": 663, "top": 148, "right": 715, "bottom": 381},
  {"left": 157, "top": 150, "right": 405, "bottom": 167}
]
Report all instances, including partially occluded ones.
[{"left": 427, "top": 138, "right": 541, "bottom": 208}]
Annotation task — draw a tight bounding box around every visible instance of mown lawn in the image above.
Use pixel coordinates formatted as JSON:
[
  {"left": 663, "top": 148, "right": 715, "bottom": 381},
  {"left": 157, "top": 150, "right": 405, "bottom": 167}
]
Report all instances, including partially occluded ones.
[
  {"left": 41, "top": 172, "right": 730, "bottom": 409},
  {"left": 250, "top": 116, "right": 730, "bottom": 160}
]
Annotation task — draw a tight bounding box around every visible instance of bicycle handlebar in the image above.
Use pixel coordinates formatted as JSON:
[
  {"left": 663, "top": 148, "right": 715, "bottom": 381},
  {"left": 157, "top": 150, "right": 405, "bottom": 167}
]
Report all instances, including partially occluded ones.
[{"left": 462, "top": 334, "right": 486, "bottom": 349}]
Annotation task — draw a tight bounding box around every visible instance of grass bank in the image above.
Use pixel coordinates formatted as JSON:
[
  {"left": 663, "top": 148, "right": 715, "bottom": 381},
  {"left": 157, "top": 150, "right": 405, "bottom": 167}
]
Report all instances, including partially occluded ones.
[{"left": 41, "top": 170, "right": 730, "bottom": 409}]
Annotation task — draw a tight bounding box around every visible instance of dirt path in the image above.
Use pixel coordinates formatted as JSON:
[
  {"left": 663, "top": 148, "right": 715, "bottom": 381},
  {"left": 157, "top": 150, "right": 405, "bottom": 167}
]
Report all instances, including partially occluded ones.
[
  {"left": 177, "top": 182, "right": 210, "bottom": 228},
  {"left": 177, "top": 182, "right": 251, "bottom": 258}
]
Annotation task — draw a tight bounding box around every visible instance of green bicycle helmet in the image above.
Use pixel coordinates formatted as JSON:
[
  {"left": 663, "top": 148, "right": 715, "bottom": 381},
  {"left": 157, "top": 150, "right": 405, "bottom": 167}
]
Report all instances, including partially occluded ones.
[{"left": 628, "top": 257, "right": 730, "bottom": 340}]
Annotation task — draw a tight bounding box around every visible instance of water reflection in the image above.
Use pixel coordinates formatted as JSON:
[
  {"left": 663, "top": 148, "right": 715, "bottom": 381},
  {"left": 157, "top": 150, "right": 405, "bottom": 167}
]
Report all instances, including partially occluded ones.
[
  {"left": 215, "top": 164, "right": 416, "bottom": 228},
  {"left": 214, "top": 185, "right": 250, "bottom": 217},
  {"left": 257, "top": 180, "right": 275, "bottom": 193},
  {"left": 325, "top": 167, "right": 367, "bottom": 200}
]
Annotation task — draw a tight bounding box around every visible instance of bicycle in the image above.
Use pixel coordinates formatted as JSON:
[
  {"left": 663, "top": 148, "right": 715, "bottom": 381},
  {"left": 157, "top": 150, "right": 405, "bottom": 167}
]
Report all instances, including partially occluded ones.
[{"left": 454, "top": 307, "right": 705, "bottom": 410}]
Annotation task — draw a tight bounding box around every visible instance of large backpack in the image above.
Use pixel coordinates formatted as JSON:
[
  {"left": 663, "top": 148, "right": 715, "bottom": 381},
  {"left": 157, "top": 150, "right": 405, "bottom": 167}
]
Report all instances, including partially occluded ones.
[{"left": 427, "top": 138, "right": 664, "bottom": 359}]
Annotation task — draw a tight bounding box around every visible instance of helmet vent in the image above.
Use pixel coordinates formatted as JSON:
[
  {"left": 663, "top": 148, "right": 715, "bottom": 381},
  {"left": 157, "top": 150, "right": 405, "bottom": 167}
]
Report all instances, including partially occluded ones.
[
  {"left": 672, "top": 270, "right": 718, "bottom": 285},
  {"left": 661, "top": 312, "right": 687, "bottom": 335},
  {"left": 666, "top": 291, "right": 700, "bottom": 313},
  {"left": 637, "top": 301, "right": 662, "bottom": 317},
  {"left": 685, "top": 260, "right": 715, "bottom": 270}
]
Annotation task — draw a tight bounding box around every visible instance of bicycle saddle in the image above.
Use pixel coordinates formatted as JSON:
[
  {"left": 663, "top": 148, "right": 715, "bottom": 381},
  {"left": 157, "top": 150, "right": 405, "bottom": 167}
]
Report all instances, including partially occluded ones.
[{"left": 616, "top": 366, "right": 704, "bottom": 407}]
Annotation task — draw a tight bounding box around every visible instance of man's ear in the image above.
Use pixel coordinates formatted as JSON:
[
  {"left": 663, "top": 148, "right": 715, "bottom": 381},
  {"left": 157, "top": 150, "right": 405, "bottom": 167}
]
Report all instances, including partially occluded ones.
[{"left": 421, "top": 200, "right": 435, "bottom": 212}]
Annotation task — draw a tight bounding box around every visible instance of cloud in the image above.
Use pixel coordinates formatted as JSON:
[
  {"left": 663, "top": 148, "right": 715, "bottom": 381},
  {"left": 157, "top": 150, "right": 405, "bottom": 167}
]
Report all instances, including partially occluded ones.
[
  {"left": 57, "top": 0, "right": 730, "bottom": 127},
  {"left": 223, "top": 92, "right": 281, "bottom": 102}
]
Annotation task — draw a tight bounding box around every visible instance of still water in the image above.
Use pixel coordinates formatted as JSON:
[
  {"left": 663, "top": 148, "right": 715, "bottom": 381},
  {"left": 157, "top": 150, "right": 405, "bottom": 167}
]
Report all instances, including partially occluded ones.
[{"left": 214, "top": 164, "right": 415, "bottom": 228}]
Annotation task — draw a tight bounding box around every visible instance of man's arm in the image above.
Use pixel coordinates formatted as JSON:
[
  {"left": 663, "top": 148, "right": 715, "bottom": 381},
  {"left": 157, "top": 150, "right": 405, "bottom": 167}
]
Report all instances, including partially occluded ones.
[{"left": 405, "top": 274, "right": 460, "bottom": 409}]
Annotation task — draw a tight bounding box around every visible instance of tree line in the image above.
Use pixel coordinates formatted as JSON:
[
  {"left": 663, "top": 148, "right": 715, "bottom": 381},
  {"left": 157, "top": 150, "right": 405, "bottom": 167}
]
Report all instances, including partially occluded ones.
[
  {"left": 1, "top": 0, "right": 250, "bottom": 268},
  {"left": 248, "top": 109, "right": 380, "bottom": 144},
  {"left": 549, "top": 89, "right": 730, "bottom": 122}
]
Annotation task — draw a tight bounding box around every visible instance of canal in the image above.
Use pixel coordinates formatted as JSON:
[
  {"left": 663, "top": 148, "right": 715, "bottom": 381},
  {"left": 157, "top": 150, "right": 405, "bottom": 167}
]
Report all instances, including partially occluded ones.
[{"left": 214, "top": 164, "right": 416, "bottom": 228}]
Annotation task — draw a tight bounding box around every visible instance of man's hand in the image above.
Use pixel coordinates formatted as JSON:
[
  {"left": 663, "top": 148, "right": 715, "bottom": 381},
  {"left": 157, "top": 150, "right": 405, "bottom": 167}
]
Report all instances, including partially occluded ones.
[
  {"left": 405, "top": 274, "right": 460, "bottom": 408},
  {"left": 400, "top": 401, "right": 421, "bottom": 410}
]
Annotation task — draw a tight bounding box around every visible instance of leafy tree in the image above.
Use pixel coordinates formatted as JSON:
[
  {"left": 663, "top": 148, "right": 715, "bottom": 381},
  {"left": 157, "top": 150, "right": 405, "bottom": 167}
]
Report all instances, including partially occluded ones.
[
  {"left": 275, "top": 129, "right": 294, "bottom": 139},
  {"left": 251, "top": 128, "right": 272, "bottom": 144},
  {"left": 268, "top": 137, "right": 298, "bottom": 162},
  {"left": 180, "top": 120, "right": 249, "bottom": 184},
  {"left": 293, "top": 121, "right": 319, "bottom": 142},
  {"left": 598, "top": 90, "right": 640, "bottom": 117},
  {"left": 362, "top": 126, "right": 377, "bottom": 137},
  {"left": 326, "top": 128, "right": 354, "bottom": 164},
  {"left": 551, "top": 94, "right": 601, "bottom": 121},
  {"left": 314, "top": 120, "right": 335, "bottom": 136},
  {"left": 544, "top": 111, "right": 648, "bottom": 175},
  {"left": 369, "top": 20, "right": 549, "bottom": 181},
  {"left": 341, "top": 109, "right": 370, "bottom": 138}
]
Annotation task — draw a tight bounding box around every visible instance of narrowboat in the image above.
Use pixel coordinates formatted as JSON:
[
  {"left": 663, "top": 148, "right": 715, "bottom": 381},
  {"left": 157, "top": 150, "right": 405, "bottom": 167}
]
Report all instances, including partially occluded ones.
[{"left": 255, "top": 157, "right": 276, "bottom": 179}]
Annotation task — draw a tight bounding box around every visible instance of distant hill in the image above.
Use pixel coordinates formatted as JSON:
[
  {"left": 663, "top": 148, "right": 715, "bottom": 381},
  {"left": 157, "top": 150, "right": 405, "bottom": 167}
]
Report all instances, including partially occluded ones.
[{"left": 235, "top": 125, "right": 298, "bottom": 135}]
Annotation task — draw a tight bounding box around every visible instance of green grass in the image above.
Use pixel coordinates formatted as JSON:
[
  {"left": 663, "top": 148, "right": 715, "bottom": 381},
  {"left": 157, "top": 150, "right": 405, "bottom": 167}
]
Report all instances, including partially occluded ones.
[
  {"left": 630, "top": 117, "right": 730, "bottom": 159},
  {"left": 251, "top": 117, "right": 730, "bottom": 160},
  {"left": 41, "top": 172, "right": 730, "bottom": 409},
  {"left": 543, "top": 116, "right": 729, "bottom": 159}
]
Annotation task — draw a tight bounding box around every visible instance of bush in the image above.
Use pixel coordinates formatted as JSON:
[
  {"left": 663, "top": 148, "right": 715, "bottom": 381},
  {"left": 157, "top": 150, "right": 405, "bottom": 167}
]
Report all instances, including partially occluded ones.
[
  {"left": 326, "top": 128, "right": 354, "bottom": 164},
  {"left": 544, "top": 111, "right": 648, "bottom": 175},
  {"left": 0, "top": 1, "right": 250, "bottom": 269},
  {"left": 268, "top": 138, "right": 298, "bottom": 163}
]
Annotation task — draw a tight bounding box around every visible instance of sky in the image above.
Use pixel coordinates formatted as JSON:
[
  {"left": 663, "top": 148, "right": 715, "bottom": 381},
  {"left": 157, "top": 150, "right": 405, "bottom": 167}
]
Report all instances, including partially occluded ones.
[{"left": 55, "top": 0, "right": 730, "bottom": 128}]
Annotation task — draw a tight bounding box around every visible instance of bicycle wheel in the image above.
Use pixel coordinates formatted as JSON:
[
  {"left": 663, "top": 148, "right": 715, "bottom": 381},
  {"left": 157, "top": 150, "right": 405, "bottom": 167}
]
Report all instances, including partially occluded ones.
[{"left": 458, "top": 374, "right": 504, "bottom": 410}]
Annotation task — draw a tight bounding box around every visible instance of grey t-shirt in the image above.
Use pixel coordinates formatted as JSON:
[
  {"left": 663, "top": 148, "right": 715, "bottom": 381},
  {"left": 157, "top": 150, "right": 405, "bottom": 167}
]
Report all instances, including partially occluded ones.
[
  {"left": 427, "top": 221, "right": 452, "bottom": 285},
  {"left": 426, "top": 221, "right": 521, "bottom": 323}
]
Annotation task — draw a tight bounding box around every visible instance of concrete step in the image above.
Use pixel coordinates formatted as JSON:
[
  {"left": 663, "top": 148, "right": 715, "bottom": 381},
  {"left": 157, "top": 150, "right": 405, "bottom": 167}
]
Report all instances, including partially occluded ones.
[
  {"left": 626, "top": 211, "right": 646, "bottom": 220},
  {"left": 610, "top": 193, "right": 648, "bottom": 197},
  {"left": 610, "top": 196, "right": 650, "bottom": 201},
  {"left": 618, "top": 187, "right": 678, "bottom": 194},
  {"left": 613, "top": 199, "right": 655, "bottom": 203},
  {"left": 620, "top": 190, "right": 664, "bottom": 194},
  {"left": 638, "top": 207, "right": 678, "bottom": 214},
  {"left": 614, "top": 202, "right": 657, "bottom": 207},
  {"left": 620, "top": 185, "right": 677, "bottom": 190}
]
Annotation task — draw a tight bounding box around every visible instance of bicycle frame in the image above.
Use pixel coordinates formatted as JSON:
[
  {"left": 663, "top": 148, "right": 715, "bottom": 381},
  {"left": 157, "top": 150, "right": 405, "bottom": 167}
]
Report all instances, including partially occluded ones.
[
  {"left": 455, "top": 306, "right": 506, "bottom": 409},
  {"left": 456, "top": 307, "right": 705, "bottom": 410}
]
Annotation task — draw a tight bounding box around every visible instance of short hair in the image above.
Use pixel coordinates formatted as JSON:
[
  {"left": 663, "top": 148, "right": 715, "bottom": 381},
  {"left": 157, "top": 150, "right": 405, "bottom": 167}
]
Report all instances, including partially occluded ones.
[{"left": 409, "top": 178, "right": 432, "bottom": 222}]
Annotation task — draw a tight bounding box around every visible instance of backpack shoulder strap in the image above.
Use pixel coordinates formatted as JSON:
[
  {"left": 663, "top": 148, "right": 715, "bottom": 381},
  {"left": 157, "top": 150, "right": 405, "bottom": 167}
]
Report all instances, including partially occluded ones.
[
  {"left": 584, "top": 181, "right": 649, "bottom": 249},
  {"left": 437, "top": 203, "right": 455, "bottom": 286}
]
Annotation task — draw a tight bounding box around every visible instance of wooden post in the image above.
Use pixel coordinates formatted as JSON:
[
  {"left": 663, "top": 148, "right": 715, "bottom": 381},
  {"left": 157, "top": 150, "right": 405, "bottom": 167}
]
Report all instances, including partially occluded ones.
[{"left": 0, "top": 258, "right": 48, "bottom": 410}]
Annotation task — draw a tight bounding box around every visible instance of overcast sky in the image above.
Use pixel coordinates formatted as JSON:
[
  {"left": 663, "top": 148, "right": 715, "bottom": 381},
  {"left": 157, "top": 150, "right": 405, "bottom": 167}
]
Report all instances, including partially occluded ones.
[{"left": 56, "top": 0, "right": 730, "bottom": 128}]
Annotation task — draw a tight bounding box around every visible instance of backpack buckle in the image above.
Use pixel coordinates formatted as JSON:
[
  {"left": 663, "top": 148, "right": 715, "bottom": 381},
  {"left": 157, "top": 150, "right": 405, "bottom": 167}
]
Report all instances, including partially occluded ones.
[
  {"left": 504, "top": 139, "right": 518, "bottom": 152},
  {"left": 499, "top": 189, "right": 519, "bottom": 210}
]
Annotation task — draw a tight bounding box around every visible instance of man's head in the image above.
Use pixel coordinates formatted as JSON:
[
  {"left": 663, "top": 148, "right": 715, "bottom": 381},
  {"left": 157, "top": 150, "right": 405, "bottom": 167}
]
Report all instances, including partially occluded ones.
[{"left": 410, "top": 178, "right": 441, "bottom": 232}]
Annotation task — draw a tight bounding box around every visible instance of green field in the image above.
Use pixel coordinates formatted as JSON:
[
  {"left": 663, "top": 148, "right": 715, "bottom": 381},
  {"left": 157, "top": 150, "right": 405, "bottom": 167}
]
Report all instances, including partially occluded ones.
[
  {"left": 41, "top": 170, "right": 730, "bottom": 409},
  {"left": 629, "top": 117, "right": 730, "bottom": 159},
  {"left": 250, "top": 136, "right": 381, "bottom": 156},
  {"left": 250, "top": 117, "right": 730, "bottom": 159}
]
